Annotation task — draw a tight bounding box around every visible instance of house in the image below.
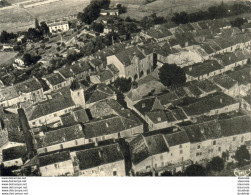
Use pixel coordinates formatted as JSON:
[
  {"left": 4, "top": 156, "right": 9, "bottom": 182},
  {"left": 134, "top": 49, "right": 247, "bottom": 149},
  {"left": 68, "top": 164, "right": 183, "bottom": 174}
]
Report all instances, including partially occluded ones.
[
  {"left": 194, "top": 79, "right": 220, "bottom": 96},
  {"left": 47, "top": 21, "right": 69, "bottom": 33},
  {"left": 129, "top": 129, "right": 191, "bottom": 174},
  {"left": 100, "top": 9, "right": 119, "bottom": 16},
  {"left": 71, "top": 62, "right": 92, "bottom": 80},
  {"left": 106, "top": 46, "right": 154, "bottom": 81},
  {"left": 24, "top": 95, "right": 77, "bottom": 128},
  {"left": 183, "top": 115, "right": 251, "bottom": 163},
  {"left": 39, "top": 151, "right": 74, "bottom": 176},
  {"left": 0, "top": 86, "right": 19, "bottom": 108},
  {"left": 227, "top": 67, "right": 251, "bottom": 97},
  {"left": 180, "top": 92, "right": 240, "bottom": 118},
  {"left": 2, "top": 145, "right": 27, "bottom": 168},
  {"left": 241, "top": 94, "right": 251, "bottom": 112},
  {"left": 54, "top": 67, "right": 74, "bottom": 86},
  {"left": 59, "top": 106, "right": 89, "bottom": 126},
  {"left": 34, "top": 124, "right": 86, "bottom": 154},
  {"left": 15, "top": 77, "right": 44, "bottom": 104},
  {"left": 184, "top": 60, "right": 224, "bottom": 82},
  {"left": 42, "top": 73, "right": 67, "bottom": 91},
  {"left": 90, "top": 69, "right": 116, "bottom": 85},
  {"left": 83, "top": 112, "right": 143, "bottom": 142},
  {"left": 84, "top": 84, "right": 116, "bottom": 108},
  {"left": 140, "top": 25, "right": 173, "bottom": 42},
  {"left": 211, "top": 75, "right": 239, "bottom": 97},
  {"left": 72, "top": 142, "right": 125, "bottom": 176},
  {"left": 129, "top": 133, "right": 169, "bottom": 173}
]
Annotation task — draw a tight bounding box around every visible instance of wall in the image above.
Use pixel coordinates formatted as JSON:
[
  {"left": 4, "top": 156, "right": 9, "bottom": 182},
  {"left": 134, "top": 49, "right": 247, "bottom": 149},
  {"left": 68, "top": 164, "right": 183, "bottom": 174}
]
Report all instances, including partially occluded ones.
[
  {"left": 40, "top": 160, "right": 74, "bottom": 176},
  {"left": 78, "top": 160, "right": 126, "bottom": 176}
]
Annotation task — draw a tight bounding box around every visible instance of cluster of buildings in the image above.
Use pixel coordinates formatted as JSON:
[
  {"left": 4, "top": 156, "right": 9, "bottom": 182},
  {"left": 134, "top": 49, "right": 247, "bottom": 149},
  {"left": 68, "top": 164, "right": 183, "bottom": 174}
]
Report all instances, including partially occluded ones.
[{"left": 0, "top": 16, "right": 251, "bottom": 176}]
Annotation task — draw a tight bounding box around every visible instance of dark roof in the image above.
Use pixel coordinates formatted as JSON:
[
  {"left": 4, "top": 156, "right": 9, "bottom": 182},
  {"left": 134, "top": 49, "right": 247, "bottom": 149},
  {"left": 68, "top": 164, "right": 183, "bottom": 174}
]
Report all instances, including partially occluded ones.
[
  {"left": 170, "top": 108, "right": 187, "bottom": 121},
  {"left": 212, "top": 75, "right": 237, "bottom": 89},
  {"left": 2, "top": 145, "right": 27, "bottom": 161},
  {"left": 36, "top": 124, "right": 85, "bottom": 148},
  {"left": 227, "top": 67, "right": 251, "bottom": 85},
  {"left": 85, "top": 84, "right": 115, "bottom": 104},
  {"left": 220, "top": 115, "right": 251, "bottom": 137},
  {"left": 183, "top": 120, "right": 221, "bottom": 143},
  {"left": 164, "top": 130, "right": 190, "bottom": 147},
  {"left": 43, "top": 73, "right": 65, "bottom": 85},
  {"left": 25, "top": 96, "right": 75, "bottom": 120},
  {"left": 15, "top": 78, "right": 42, "bottom": 93},
  {"left": 56, "top": 67, "right": 74, "bottom": 79},
  {"left": 243, "top": 94, "right": 251, "bottom": 105},
  {"left": 134, "top": 97, "right": 164, "bottom": 115},
  {"left": 195, "top": 80, "right": 220, "bottom": 93},
  {"left": 39, "top": 151, "right": 71, "bottom": 167},
  {"left": 183, "top": 60, "right": 223, "bottom": 78},
  {"left": 129, "top": 134, "right": 169, "bottom": 165},
  {"left": 181, "top": 92, "right": 238, "bottom": 117},
  {"left": 115, "top": 46, "right": 145, "bottom": 67},
  {"left": 76, "top": 143, "right": 124, "bottom": 170},
  {"left": 71, "top": 62, "right": 91, "bottom": 74},
  {"left": 83, "top": 114, "right": 141, "bottom": 139}
]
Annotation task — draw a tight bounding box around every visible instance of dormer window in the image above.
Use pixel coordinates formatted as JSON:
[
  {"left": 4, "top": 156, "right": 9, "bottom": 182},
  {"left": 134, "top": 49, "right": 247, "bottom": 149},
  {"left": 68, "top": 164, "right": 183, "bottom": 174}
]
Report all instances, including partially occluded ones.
[
  {"left": 142, "top": 103, "right": 146, "bottom": 108},
  {"left": 106, "top": 123, "right": 109, "bottom": 128},
  {"left": 157, "top": 117, "right": 161, "bottom": 122}
]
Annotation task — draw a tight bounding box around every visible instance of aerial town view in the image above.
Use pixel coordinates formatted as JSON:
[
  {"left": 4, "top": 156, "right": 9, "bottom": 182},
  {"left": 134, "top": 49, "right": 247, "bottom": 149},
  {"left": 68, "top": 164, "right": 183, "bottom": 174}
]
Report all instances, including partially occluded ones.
[{"left": 0, "top": 0, "right": 250, "bottom": 177}]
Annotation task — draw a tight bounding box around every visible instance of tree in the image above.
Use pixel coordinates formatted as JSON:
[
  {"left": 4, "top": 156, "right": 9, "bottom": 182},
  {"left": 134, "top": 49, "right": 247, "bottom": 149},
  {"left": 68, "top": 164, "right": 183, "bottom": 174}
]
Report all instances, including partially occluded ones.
[
  {"left": 23, "top": 53, "right": 41, "bottom": 66},
  {"left": 230, "top": 17, "right": 248, "bottom": 29},
  {"left": 40, "top": 22, "right": 50, "bottom": 36},
  {"left": 184, "top": 164, "right": 207, "bottom": 176},
  {"left": 0, "top": 30, "right": 16, "bottom": 43},
  {"left": 90, "top": 22, "right": 104, "bottom": 33},
  {"left": 35, "top": 18, "right": 40, "bottom": 30},
  {"left": 114, "top": 77, "right": 132, "bottom": 93},
  {"left": 158, "top": 63, "right": 186, "bottom": 87},
  {"left": 234, "top": 145, "right": 250, "bottom": 166},
  {"left": 117, "top": 4, "right": 127, "bottom": 14},
  {"left": 77, "top": 0, "right": 111, "bottom": 24},
  {"left": 207, "top": 156, "right": 225, "bottom": 172},
  {"left": 161, "top": 171, "right": 173, "bottom": 176}
]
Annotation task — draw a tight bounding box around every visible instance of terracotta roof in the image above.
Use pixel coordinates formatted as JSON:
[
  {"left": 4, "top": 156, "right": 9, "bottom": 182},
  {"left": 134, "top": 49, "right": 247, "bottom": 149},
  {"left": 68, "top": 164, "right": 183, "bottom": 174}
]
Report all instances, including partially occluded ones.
[{"left": 15, "top": 78, "right": 42, "bottom": 93}]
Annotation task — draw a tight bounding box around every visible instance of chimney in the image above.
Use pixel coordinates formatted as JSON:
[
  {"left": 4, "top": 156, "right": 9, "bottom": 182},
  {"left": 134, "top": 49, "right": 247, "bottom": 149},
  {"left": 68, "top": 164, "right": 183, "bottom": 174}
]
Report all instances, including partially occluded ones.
[
  {"left": 173, "top": 127, "right": 178, "bottom": 132},
  {"left": 157, "top": 117, "right": 161, "bottom": 122},
  {"left": 142, "top": 103, "right": 146, "bottom": 108}
]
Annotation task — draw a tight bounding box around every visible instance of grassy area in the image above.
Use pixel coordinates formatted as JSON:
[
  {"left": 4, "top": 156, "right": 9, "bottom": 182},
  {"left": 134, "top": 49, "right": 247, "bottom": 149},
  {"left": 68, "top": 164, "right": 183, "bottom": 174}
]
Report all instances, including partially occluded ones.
[
  {"left": 118, "top": 0, "right": 240, "bottom": 20},
  {"left": 0, "top": 0, "right": 90, "bottom": 32},
  {"left": 0, "top": 52, "right": 18, "bottom": 67}
]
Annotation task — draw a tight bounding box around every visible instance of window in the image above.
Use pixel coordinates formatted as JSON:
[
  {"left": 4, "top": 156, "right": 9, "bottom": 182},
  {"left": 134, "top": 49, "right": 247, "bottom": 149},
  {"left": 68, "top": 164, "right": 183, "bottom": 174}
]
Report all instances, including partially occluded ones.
[
  {"left": 32, "top": 121, "right": 36, "bottom": 125},
  {"left": 155, "top": 164, "right": 157, "bottom": 168},
  {"left": 218, "top": 147, "right": 221, "bottom": 152},
  {"left": 146, "top": 166, "right": 150, "bottom": 170},
  {"left": 196, "top": 152, "right": 200, "bottom": 156},
  {"left": 241, "top": 136, "right": 244, "bottom": 143},
  {"left": 197, "top": 145, "right": 200, "bottom": 149},
  {"left": 161, "top": 162, "right": 164, "bottom": 167},
  {"left": 60, "top": 144, "right": 63, "bottom": 149},
  {"left": 89, "top": 139, "right": 92, "bottom": 143},
  {"left": 233, "top": 137, "right": 236, "bottom": 141},
  {"left": 160, "top": 155, "right": 163, "bottom": 160},
  {"left": 180, "top": 150, "right": 183, "bottom": 154},
  {"left": 213, "top": 140, "right": 216, "bottom": 145},
  {"left": 113, "top": 171, "right": 117, "bottom": 176},
  {"left": 75, "top": 140, "right": 78, "bottom": 145},
  {"left": 179, "top": 145, "right": 182, "bottom": 148},
  {"left": 44, "top": 148, "right": 48, "bottom": 153}
]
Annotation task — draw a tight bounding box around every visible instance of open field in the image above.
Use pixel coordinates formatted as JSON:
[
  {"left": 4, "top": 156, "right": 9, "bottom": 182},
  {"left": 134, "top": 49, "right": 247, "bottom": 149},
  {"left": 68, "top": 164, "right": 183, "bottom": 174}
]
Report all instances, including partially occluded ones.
[
  {"left": 116, "top": 0, "right": 239, "bottom": 19},
  {"left": 0, "top": 0, "right": 246, "bottom": 32},
  {"left": 0, "top": 52, "right": 17, "bottom": 66},
  {"left": 0, "top": 0, "right": 90, "bottom": 32}
]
